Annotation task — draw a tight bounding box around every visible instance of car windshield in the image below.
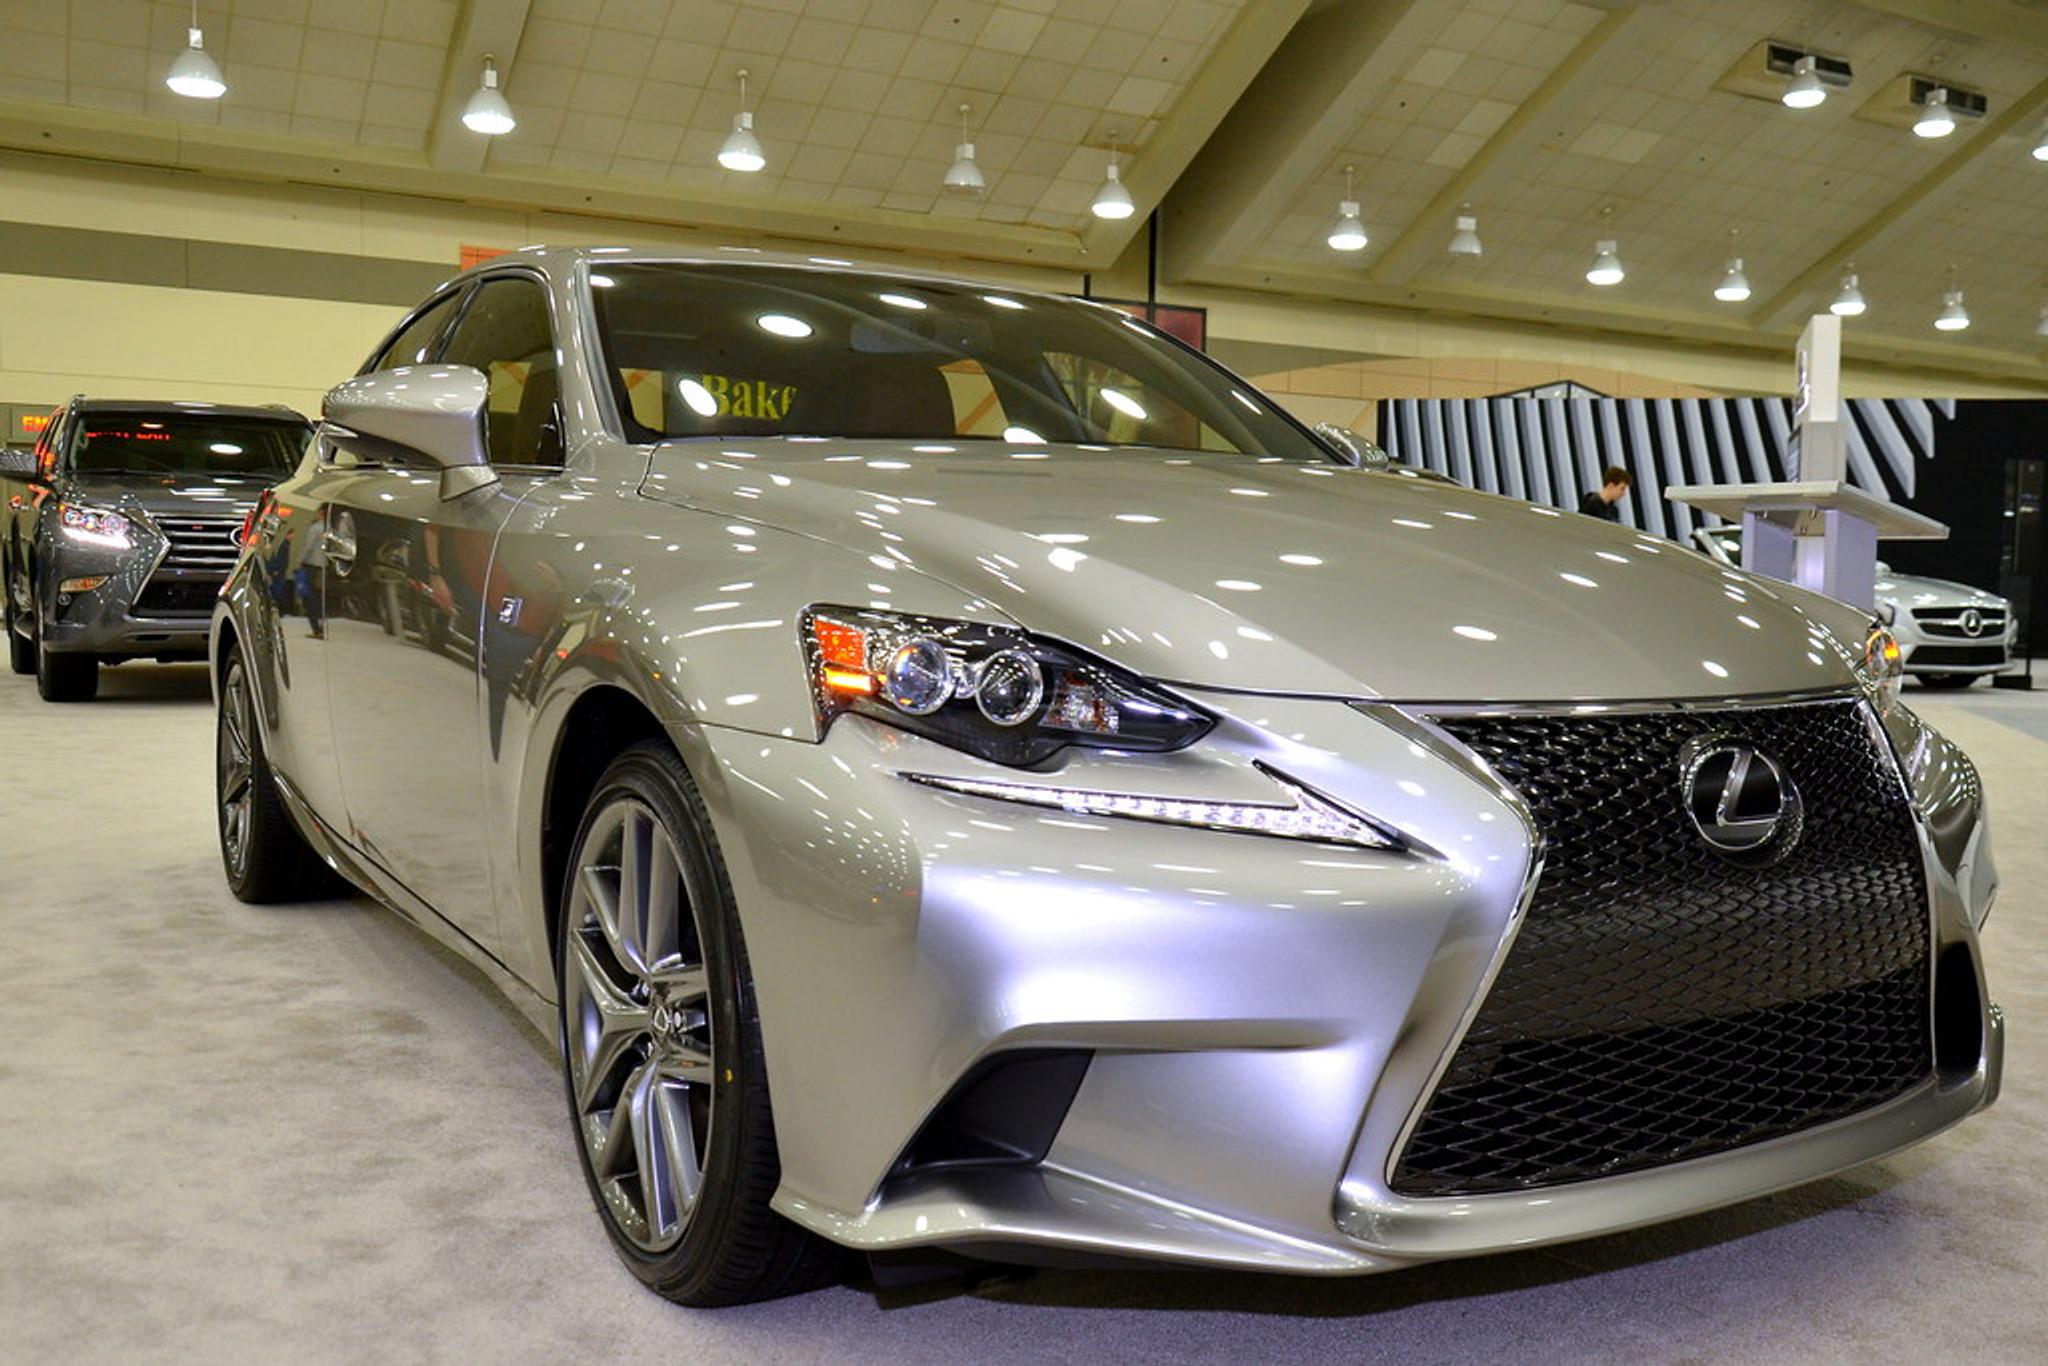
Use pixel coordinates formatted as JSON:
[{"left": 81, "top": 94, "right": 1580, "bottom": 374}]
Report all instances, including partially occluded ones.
[
  {"left": 589, "top": 263, "right": 1330, "bottom": 460},
  {"left": 70, "top": 414, "right": 306, "bottom": 478}
]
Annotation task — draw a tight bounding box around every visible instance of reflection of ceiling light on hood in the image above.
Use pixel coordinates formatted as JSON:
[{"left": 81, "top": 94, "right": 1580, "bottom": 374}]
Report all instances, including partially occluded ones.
[
  {"left": 756, "top": 313, "right": 812, "bottom": 338},
  {"left": 2034, "top": 120, "right": 2048, "bottom": 161}
]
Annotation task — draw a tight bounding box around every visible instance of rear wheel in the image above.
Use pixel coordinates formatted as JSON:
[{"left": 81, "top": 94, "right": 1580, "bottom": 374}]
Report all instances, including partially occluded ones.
[
  {"left": 1917, "top": 673, "right": 1981, "bottom": 690},
  {"left": 216, "top": 644, "right": 334, "bottom": 902},
  {"left": 557, "top": 741, "right": 837, "bottom": 1306},
  {"left": 33, "top": 611, "right": 95, "bottom": 702}
]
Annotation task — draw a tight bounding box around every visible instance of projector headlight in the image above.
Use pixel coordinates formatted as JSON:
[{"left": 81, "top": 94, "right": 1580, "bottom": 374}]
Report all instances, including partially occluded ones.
[
  {"left": 802, "top": 606, "right": 1211, "bottom": 766},
  {"left": 59, "top": 502, "right": 133, "bottom": 550}
]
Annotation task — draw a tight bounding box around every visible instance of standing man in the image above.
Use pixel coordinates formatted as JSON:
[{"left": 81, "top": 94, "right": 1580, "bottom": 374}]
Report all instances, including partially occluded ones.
[{"left": 1579, "top": 466, "right": 1631, "bottom": 521}]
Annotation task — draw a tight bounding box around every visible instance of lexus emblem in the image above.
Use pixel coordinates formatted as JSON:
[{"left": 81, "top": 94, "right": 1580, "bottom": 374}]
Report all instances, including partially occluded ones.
[
  {"left": 1960, "top": 608, "right": 1984, "bottom": 637},
  {"left": 1679, "top": 739, "right": 1802, "bottom": 866}
]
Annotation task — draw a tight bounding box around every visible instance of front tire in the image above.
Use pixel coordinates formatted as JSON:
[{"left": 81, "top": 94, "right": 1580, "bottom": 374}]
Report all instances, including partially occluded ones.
[
  {"left": 556, "top": 741, "right": 836, "bottom": 1307},
  {"left": 33, "top": 612, "right": 95, "bottom": 702},
  {"left": 216, "top": 644, "right": 334, "bottom": 902},
  {"left": 4, "top": 587, "right": 31, "bottom": 676}
]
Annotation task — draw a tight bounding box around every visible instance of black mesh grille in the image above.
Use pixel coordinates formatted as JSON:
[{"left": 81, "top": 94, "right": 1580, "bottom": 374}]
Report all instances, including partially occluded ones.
[
  {"left": 1389, "top": 698, "right": 1931, "bottom": 1197},
  {"left": 1909, "top": 645, "right": 2005, "bottom": 668}
]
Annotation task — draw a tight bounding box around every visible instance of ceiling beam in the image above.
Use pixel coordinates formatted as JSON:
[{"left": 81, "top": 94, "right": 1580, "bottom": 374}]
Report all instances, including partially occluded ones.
[
  {"left": 1078, "top": 0, "right": 1313, "bottom": 264},
  {"left": 0, "top": 98, "right": 1082, "bottom": 270},
  {"left": 1369, "top": 3, "right": 1651, "bottom": 285},
  {"left": 1751, "top": 75, "right": 2048, "bottom": 330},
  {"left": 1194, "top": 258, "right": 2048, "bottom": 387},
  {"left": 427, "top": 0, "right": 533, "bottom": 175},
  {"left": 1154, "top": 0, "right": 1438, "bottom": 283},
  {"left": 1840, "top": 0, "right": 2048, "bottom": 53}
]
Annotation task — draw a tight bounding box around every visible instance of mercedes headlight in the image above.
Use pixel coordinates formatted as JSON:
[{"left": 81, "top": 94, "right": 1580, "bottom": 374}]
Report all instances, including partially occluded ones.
[
  {"left": 58, "top": 502, "right": 133, "bottom": 550},
  {"left": 802, "top": 606, "right": 1211, "bottom": 766}
]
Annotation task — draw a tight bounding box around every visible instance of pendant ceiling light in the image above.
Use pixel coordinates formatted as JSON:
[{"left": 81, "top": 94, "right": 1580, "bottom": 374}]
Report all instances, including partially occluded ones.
[
  {"left": 1326, "top": 165, "right": 1367, "bottom": 251},
  {"left": 1448, "top": 203, "right": 1482, "bottom": 257},
  {"left": 165, "top": 1, "right": 226, "bottom": 100},
  {"left": 2032, "top": 120, "right": 2048, "bottom": 161},
  {"left": 461, "top": 55, "right": 515, "bottom": 135},
  {"left": 943, "top": 103, "right": 985, "bottom": 195},
  {"left": 1934, "top": 266, "right": 1969, "bottom": 331},
  {"left": 718, "top": 69, "right": 765, "bottom": 173},
  {"left": 1092, "top": 137, "right": 1134, "bottom": 220},
  {"left": 1913, "top": 86, "right": 1956, "bottom": 139},
  {"left": 1713, "top": 228, "right": 1750, "bottom": 302},
  {"left": 1585, "top": 205, "right": 1624, "bottom": 286},
  {"left": 1782, "top": 54, "right": 1827, "bottom": 109},
  {"left": 1830, "top": 268, "right": 1867, "bottom": 317}
]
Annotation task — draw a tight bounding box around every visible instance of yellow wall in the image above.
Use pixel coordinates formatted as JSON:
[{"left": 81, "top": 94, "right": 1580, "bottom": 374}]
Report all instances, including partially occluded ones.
[{"left": 3, "top": 147, "right": 2043, "bottom": 422}]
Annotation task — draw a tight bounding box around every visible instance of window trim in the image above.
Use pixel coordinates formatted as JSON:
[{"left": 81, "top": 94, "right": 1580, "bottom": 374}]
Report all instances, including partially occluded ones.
[
  {"left": 437, "top": 266, "right": 568, "bottom": 473},
  {"left": 361, "top": 284, "right": 471, "bottom": 376}
]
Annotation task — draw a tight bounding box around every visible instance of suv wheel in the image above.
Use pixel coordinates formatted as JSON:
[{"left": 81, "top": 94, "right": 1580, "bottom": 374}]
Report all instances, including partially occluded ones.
[
  {"left": 216, "top": 644, "right": 335, "bottom": 902},
  {"left": 557, "top": 741, "right": 838, "bottom": 1306},
  {"left": 4, "top": 587, "right": 31, "bottom": 676},
  {"left": 33, "top": 612, "right": 96, "bottom": 702}
]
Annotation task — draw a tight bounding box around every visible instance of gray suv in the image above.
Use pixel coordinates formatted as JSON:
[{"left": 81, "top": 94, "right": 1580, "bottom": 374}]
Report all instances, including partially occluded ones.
[{"left": 2, "top": 398, "right": 307, "bottom": 700}]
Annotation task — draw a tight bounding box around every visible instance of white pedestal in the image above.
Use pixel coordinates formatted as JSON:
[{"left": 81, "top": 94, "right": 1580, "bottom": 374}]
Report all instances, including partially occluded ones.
[{"left": 1666, "top": 480, "right": 1947, "bottom": 612}]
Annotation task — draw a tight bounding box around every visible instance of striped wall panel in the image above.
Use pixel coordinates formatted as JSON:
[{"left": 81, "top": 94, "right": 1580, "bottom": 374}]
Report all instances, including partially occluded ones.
[{"left": 1376, "top": 397, "right": 1944, "bottom": 542}]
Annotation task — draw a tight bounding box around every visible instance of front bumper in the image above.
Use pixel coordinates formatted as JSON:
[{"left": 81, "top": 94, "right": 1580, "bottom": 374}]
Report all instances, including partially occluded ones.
[
  {"left": 1897, "top": 618, "right": 2017, "bottom": 675},
  {"left": 685, "top": 690, "right": 2001, "bottom": 1274}
]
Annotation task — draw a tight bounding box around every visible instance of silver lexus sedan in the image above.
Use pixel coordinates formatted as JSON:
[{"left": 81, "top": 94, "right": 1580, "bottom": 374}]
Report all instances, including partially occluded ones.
[{"left": 211, "top": 246, "right": 2003, "bottom": 1307}]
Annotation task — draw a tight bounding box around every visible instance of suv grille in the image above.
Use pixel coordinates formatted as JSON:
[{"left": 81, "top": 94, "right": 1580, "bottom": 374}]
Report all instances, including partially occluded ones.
[
  {"left": 1389, "top": 698, "right": 1930, "bottom": 1198},
  {"left": 134, "top": 513, "right": 245, "bottom": 617}
]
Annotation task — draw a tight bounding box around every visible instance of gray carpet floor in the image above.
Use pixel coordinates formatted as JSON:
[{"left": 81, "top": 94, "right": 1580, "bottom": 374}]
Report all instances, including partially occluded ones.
[{"left": 2, "top": 663, "right": 2041, "bottom": 1364}]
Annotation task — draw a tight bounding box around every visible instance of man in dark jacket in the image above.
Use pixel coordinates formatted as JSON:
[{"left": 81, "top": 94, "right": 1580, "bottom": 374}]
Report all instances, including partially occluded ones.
[{"left": 1578, "top": 466, "right": 1631, "bottom": 520}]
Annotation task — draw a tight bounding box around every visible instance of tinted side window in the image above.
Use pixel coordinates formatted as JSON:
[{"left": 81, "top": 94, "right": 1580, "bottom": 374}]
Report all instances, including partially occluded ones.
[
  {"left": 439, "top": 277, "right": 563, "bottom": 468},
  {"left": 366, "top": 291, "right": 463, "bottom": 374}
]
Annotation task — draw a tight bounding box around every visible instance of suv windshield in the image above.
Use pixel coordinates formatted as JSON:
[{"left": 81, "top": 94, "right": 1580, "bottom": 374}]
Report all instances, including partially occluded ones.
[
  {"left": 590, "top": 263, "right": 1329, "bottom": 460},
  {"left": 70, "top": 414, "right": 306, "bottom": 478}
]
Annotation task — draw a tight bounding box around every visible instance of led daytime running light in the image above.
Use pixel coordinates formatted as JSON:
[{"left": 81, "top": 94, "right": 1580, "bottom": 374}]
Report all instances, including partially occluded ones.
[{"left": 900, "top": 769, "right": 1403, "bottom": 850}]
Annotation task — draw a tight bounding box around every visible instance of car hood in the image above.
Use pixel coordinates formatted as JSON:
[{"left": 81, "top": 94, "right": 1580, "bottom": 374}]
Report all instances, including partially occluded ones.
[
  {"left": 65, "top": 470, "right": 277, "bottom": 517},
  {"left": 1877, "top": 572, "right": 2007, "bottom": 611},
  {"left": 642, "top": 441, "right": 1867, "bottom": 702}
]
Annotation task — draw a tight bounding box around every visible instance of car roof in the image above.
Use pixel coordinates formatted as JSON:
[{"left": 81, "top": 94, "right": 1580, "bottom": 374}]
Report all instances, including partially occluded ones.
[
  {"left": 72, "top": 398, "right": 309, "bottom": 424},
  {"left": 445, "top": 243, "right": 1080, "bottom": 305}
]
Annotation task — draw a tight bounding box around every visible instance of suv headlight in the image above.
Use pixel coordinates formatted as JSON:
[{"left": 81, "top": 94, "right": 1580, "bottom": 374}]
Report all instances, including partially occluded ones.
[
  {"left": 59, "top": 502, "right": 133, "bottom": 550},
  {"left": 802, "top": 606, "right": 1211, "bottom": 766}
]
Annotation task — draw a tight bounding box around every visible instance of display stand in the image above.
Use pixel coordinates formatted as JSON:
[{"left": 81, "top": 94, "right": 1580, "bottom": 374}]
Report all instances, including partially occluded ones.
[{"left": 1666, "top": 314, "right": 1946, "bottom": 613}]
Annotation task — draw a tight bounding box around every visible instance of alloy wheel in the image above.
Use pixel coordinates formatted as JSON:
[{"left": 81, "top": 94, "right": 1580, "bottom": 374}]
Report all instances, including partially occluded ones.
[
  {"left": 217, "top": 662, "right": 255, "bottom": 879},
  {"left": 564, "top": 798, "right": 715, "bottom": 1252}
]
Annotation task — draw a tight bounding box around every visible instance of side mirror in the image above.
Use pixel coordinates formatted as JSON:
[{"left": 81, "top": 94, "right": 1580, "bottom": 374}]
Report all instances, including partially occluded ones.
[
  {"left": 322, "top": 365, "right": 498, "bottom": 497},
  {"left": 1312, "top": 423, "right": 1390, "bottom": 470},
  {"left": 0, "top": 447, "right": 36, "bottom": 478}
]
